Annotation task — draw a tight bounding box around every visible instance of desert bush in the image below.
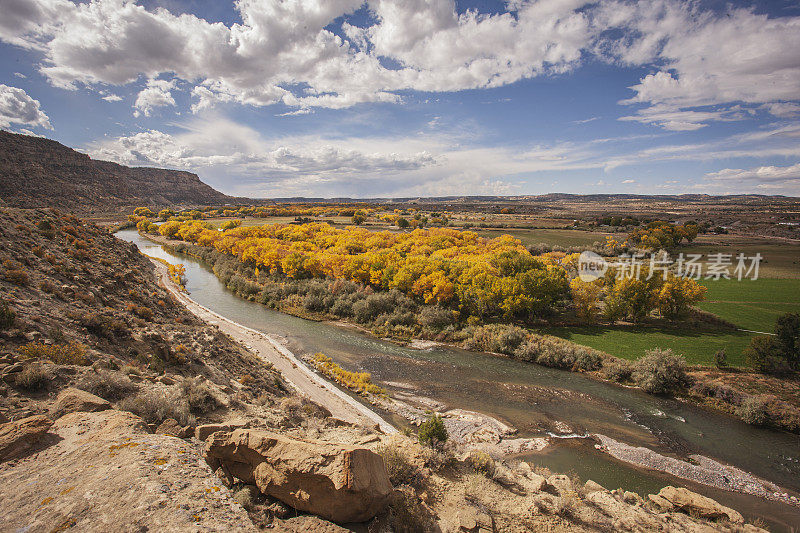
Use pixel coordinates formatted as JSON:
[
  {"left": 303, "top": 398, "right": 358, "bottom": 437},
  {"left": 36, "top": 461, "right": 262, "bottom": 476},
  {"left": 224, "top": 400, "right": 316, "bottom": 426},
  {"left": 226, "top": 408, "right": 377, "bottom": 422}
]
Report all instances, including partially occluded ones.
[
  {"left": 0, "top": 299, "right": 15, "bottom": 329},
  {"left": 417, "top": 305, "right": 455, "bottom": 330},
  {"left": 119, "top": 390, "right": 192, "bottom": 425},
  {"left": 737, "top": 395, "right": 772, "bottom": 426},
  {"left": 302, "top": 292, "right": 327, "bottom": 312},
  {"left": 632, "top": 348, "right": 689, "bottom": 394},
  {"left": 376, "top": 309, "right": 417, "bottom": 328},
  {"left": 464, "top": 324, "right": 527, "bottom": 355},
  {"left": 4, "top": 268, "right": 29, "bottom": 286},
  {"left": 329, "top": 294, "right": 357, "bottom": 317},
  {"left": 573, "top": 348, "right": 602, "bottom": 371},
  {"left": 689, "top": 381, "right": 745, "bottom": 406},
  {"left": 232, "top": 486, "right": 256, "bottom": 510},
  {"left": 353, "top": 291, "right": 412, "bottom": 324},
  {"left": 126, "top": 304, "right": 154, "bottom": 321},
  {"left": 311, "top": 353, "right": 387, "bottom": 396},
  {"left": 81, "top": 312, "right": 130, "bottom": 338},
  {"left": 15, "top": 364, "right": 50, "bottom": 391},
  {"left": 79, "top": 370, "right": 137, "bottom": 401},
  {"left": 601, "top": 359, "right": 633, "bottom": 382},
  {"left": 390, "top": 488, "right": 438, "bottom": 533},
  {"left": 19, "top": 341, "right": 90, "bottom": 365},
  {"left": 180, "top": 377, "right": 220, "bottom": 414},
  {"left": 744, "top": 336, "right": 789, "bottom": 375},
  {"left": 714, "top": 349, "right": 728, "bottom": 368},
  {"left": 468, "top": 450, "right": 495, "bottom": 477},
  {"left": 418, "top": 414, "right": 448, "bottom": 447},
  {"left": 377, "top": 443, "right": 418, "bottom": 486}
]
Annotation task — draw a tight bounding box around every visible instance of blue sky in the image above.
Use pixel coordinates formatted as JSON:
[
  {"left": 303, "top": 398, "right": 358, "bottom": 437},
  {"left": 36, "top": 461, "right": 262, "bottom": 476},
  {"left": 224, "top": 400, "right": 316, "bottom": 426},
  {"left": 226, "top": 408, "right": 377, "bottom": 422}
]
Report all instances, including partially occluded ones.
[{"left": 1, "top": 0, "right": 799, "bottom": 198}]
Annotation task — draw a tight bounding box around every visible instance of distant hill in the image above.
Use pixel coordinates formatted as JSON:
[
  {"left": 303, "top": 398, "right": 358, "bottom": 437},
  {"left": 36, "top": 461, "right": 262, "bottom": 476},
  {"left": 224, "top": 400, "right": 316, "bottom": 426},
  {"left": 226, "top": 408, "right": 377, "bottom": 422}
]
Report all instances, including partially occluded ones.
[{"left": 0, "top": 131, "right": 234, "bottom": 213}]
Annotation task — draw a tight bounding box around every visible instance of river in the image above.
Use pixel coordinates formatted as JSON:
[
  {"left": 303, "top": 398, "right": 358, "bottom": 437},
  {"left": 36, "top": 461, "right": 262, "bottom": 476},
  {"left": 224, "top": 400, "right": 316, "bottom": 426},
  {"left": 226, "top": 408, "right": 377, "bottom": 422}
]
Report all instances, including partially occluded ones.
[{"left": 117, "top": 230, "right": 800, "bottom": 530}]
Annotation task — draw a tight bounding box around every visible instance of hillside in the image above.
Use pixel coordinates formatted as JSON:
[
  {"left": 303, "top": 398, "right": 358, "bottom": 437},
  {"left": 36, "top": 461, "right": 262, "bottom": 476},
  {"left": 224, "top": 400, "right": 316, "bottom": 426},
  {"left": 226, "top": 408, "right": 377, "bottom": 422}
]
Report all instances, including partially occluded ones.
[
  {"left": 0, "top": 208, "right": 772, "bottom": 532},
  {"left": 0, "top": 131, "right": 233, "bottom": 212}
]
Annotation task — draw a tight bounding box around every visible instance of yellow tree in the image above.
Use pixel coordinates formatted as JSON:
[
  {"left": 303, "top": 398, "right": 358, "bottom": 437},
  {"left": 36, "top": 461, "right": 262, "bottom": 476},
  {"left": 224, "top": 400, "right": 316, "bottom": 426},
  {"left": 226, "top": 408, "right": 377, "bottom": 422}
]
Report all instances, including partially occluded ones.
[
  {"left": 657, "top": 275, "right": 707, "bottom": 319},
  {"left": 570, "top": 278, "right": 603, "bottom": 323}
]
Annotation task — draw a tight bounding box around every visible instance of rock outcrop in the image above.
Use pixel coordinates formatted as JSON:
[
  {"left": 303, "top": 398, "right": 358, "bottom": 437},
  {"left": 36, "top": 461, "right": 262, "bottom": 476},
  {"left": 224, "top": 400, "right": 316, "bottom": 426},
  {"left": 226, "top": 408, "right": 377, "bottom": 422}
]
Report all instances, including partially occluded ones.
[
  {"left": 0, "top": 410, "right": 257, "bottom": 532},
  {"left": 204, "top": 428, "right": 392, "bottom": 523},
  {"left": 0, "top": 415, "right": 53, "bottom": 463},
  {"left": 51, "top": 387, "right": 111, "bottom": 418},
  {"left": 0, "top": 130, "right": 236, "bottom": 211},
  {"left": 655, "top": 486, "right": 744, "bottom": 523}
]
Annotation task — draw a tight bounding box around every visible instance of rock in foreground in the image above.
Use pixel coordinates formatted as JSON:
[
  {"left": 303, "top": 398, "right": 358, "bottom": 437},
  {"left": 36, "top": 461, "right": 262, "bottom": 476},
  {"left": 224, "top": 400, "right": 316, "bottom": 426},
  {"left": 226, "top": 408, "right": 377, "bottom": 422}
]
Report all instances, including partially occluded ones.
[
  {"left": 0, "top": 410, "right": 256, "bottom": 532},
  {"left": 204, "top": 428, "right": 392, "bottom": 523},
  {"left": 0, "top": 415, "right": 53, "bottom": 463}
]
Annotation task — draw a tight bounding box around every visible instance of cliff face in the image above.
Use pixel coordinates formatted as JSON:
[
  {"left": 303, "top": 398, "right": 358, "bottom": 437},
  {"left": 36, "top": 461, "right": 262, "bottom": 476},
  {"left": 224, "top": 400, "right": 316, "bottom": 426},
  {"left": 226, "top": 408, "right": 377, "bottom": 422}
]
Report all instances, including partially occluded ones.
[{"left": 0, "top": 131, "right": 233, "bottom": 212}]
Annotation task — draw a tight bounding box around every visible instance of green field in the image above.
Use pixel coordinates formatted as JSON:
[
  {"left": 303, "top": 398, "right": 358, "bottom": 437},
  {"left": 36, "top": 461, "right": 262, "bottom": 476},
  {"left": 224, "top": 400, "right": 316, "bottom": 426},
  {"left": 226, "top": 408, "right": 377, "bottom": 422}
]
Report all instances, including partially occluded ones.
[
  {"left": 698, "top": 278, "right": 800, "bottom": 332},
  {"left": 546, "top": 325, "right": 752, "bottom": 366},
  {"left": 548, "top": 278, "right": 799, "bottom": 366}
]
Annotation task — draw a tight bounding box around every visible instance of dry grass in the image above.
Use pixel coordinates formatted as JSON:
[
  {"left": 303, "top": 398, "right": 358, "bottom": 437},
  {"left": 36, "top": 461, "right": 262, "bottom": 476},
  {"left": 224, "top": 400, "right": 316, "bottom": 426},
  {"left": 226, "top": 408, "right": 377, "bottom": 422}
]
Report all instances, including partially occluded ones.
[{"left": 18, "top": 341, "right": 90, "bottom": 365}]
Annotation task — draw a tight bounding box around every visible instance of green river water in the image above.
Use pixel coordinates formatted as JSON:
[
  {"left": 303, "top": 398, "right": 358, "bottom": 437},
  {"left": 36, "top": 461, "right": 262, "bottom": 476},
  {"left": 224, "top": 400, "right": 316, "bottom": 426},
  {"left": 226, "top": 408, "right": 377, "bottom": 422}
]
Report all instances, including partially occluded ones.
[{"left": 117, "top": 230, "right": 800, "bottom": 531}]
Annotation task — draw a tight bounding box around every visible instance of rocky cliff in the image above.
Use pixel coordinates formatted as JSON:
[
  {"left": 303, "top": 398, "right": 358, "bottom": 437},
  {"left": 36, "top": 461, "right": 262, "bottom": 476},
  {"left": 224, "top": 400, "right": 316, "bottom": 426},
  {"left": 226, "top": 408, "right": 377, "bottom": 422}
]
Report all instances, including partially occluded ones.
[{"left": 0, "top": 131, "right": 233, "bottom": 212}]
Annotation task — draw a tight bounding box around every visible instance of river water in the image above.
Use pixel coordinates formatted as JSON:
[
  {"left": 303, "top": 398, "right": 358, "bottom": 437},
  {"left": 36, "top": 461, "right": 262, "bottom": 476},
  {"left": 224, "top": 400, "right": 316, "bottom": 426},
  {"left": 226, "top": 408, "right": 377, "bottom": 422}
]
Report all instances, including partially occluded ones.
[{"left": 117, "top": 230, "right": 800, "bottom": 530}]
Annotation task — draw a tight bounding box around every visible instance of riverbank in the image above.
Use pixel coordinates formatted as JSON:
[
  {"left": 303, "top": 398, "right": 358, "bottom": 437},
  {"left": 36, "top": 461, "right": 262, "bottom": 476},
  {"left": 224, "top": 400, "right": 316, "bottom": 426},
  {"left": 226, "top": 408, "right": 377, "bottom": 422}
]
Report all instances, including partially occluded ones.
[
  {"left": 151, "top": 255, "right": 800, "bottom": 510},
  {"left": 149, "top": 258, "right": 397, "bottom": 433},
  {"left": 147, "top": 232, "right": 800, "bottom": 435},
  {"left": 119, "top": 230, "right": 800, "bottom": 528}
]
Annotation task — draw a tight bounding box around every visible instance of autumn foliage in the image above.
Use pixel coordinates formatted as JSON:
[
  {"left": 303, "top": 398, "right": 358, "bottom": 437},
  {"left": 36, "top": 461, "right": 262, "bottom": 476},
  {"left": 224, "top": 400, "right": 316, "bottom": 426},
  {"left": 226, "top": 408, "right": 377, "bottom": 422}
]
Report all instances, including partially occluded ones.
[{"left": 160, "top": 220, "right": 569, "bottom": 320}]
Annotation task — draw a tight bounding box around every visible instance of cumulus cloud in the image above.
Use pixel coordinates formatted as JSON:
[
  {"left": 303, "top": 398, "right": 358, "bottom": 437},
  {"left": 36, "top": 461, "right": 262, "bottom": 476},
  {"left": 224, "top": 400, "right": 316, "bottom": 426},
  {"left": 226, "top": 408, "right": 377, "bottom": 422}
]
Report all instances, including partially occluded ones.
[
  {"left": 605, "top": 1, "right": 800, "bottom": 129},
  {"left": 0, "top": 0, "right": 797, "bottom": 123},
  {"left": 86, "top": 115, "right": 606, "bottom": 197},
  {"left": 0, "top": 84, "right": 52, "bottom": 130},
  {"left": 705, "top": 163, "right": 800, "bottom": 183},
  {"left": 134, "top": 79, "right": 176, "bottom": 117}
]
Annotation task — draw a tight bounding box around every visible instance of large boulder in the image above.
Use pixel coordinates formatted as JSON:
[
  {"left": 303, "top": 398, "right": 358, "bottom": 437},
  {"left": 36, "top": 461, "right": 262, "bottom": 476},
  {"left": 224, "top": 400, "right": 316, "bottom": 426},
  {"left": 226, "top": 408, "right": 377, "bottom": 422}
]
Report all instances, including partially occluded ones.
[
  {"left": 204, "top": 428, "right": 392, "bottom": 523},
  {"left": 0, "top": 410, "right": 257, "bottom": 532},
  {"left": 51, "top": 387, "right": 111, "bottom": 418},
  {"left": 0, "top": 415, "right": 53, "bottom": 462},
  {"left": 656, "top": 486, "right": 744, "bottom": 523}
]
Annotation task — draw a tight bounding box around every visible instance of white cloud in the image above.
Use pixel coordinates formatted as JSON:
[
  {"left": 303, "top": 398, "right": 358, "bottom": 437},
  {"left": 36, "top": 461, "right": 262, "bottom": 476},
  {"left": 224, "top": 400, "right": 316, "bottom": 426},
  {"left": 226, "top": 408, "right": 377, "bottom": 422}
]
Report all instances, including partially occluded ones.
[
  {"left": 705, "top": 163, "right": 800, "bottom": 183},
  {"left": 87, "top": 115, "right": 606, "bottom": 197},
  {"left": 607, "top": 2, "right": 800, "bottom": 129},
  {"left": 0, "top": 84, "right": 52, "bottom": 130},
  {"left": 762, "top": 102, "right": 800, "bottom": 118},
  {"left": 0, "top": 0, "right": 797, "bottom": 121},
  {"left": 621, "top": 179, "right": 635, "bottom": 184},
  {"left": 102, "top": 94, "right": 122, "bottom": 102},
  {"left": 134, "top": 79, "right": 176, "bottom": 117}
]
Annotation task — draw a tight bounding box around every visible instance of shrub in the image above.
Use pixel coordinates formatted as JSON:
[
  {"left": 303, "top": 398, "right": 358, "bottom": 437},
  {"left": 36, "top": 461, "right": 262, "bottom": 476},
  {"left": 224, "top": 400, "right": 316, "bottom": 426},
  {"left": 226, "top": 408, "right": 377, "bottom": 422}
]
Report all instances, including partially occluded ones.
[
  {"left": 573, "top": 348, "right": 602, "bottom": 371},
  {"left": 79, "top": 370, "right": 137, "bottom": 401},
  {"left": 632, "top": 348, "right": 689, "bottom": 394},
  {"left": 389, "top": 488, "right": 437, "bottom": 533},
  {"left": 19, "top": 341, "right": 90, "bottom": 365},
  {"left": 81, "top": 312, "right": 130, "bottom": 338},
  {"left": 737, "top": 395, "right": 772, "bottom": 426},
  {"left": 417, "top": 305, "right": 454, "bottom": 330},
  {"left": 377, "top": 443, "right": 418, "bottom": 486},
  {"left": 0, "top": 300, "right": 15, "bottom": 329},
  {"left": 714, "top": 349, "right": 728, "bottom": 369},
  {"left": 15, "top": 364, "right": 50, "bottom": 391},
  {"left": 180, "top": 377, "right": 220, "bottom": 414},
  {"left": 4, "top": 268, "right": 29, "bottom": 286},
  {"left": 601, "top": 359, "right": 633, "bottom": 382},
  {"left": 744, "top": 336, "right": 788, "bottom": 375},
  {"left": 468, "top": 450, "right": 495, "bottom": 477},
  {"left": 119, "top": 391, "right": 192, "bottom": 425},
  {"left": 418, "top": 414, "right": 448, "bottom": 447},
  {"left": 311, "top": 353, "right": 387, "bottom": 396},
  {"left": 464, "top": 324, "right": 527, "bottom": 355},
  {"left": 232, "top": 486, "right": 256, "bottom": 510}
]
